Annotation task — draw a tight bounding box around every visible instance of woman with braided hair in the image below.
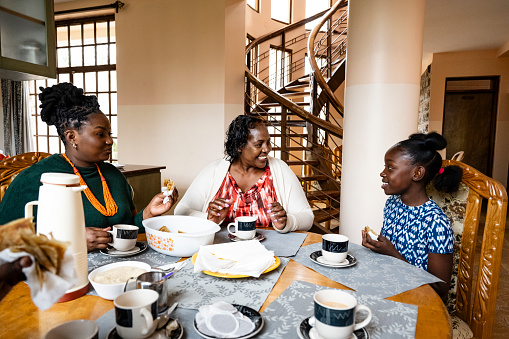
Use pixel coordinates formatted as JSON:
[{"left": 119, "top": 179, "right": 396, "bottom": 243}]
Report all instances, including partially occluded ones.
[
  {"left": 0, "top": 83, "right": 178, "bottom": 251},
  {"left": 361, "top": 132, "right": 463, "bottom": 303}
]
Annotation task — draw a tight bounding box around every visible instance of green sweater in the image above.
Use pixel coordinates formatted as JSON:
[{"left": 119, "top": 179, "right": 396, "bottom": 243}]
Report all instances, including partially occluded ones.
[{"left": 0, "top": 154, "right": 145, "bottom": 231}]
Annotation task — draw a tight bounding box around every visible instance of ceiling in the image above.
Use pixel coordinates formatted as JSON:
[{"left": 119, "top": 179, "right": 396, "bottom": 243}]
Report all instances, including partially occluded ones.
[
  {"left": 54, "top": 0, "right": 509, "bottom": 61},
  {"left": 423, "top": 0, "right": 509, "bottom": 63}
]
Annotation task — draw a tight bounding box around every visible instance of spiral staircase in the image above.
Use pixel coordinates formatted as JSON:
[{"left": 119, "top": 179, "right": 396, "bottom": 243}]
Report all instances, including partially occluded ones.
[{"left": 244, "top": 1, "right": 348, "bottom": 233}]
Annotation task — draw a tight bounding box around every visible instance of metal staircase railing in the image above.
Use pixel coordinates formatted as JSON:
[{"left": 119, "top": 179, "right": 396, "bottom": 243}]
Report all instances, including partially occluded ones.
[{"left": 244, "top": 0, "right": 348, "bottom": 233}]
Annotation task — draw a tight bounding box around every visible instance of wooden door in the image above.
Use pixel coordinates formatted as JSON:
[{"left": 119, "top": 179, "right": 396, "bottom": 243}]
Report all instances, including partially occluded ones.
[{"left": 442, "top": 77, "right": 499, "bottom": 176}]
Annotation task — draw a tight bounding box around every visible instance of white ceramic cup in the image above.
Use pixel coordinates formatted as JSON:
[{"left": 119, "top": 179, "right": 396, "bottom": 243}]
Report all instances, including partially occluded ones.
[
  {"left": 321, "top": 234, "right": 349, "bottom": 263},
  {"left": 227, "top": 216, "right": 257, "bottom": 240},
  {"left": 312, "top": 289, "right": 372, "bottom": 339},
  {"left": 108, "top": 224, "right": 139, "bottom": 251},
  {"left": 43, "top": 319, "right": 98, "bottom": 339},
  {"left": 114, "top": 289, "right": 160, "bottom": 339}
]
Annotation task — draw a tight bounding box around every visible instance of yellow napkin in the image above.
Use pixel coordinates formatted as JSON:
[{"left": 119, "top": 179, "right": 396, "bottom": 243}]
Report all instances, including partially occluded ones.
[{"left": 193, "top": 241, "right": 275, "bottom": 278}]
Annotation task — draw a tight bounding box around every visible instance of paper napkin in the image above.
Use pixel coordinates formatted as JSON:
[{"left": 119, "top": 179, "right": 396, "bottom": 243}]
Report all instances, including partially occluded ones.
[
  {"left": 0, "top": 247, "right": 77, "bottom": 310},
  {"left": 193, "top": 240, "right": 275, "bottom": 277}
]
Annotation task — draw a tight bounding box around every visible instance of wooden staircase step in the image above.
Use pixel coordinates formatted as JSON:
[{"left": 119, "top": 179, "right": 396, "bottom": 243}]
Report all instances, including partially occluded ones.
[
  {"left": 259, "top": 102, "right": 310, "bottom": 108},
  {"left": 272, "top": 146, "right": 309, "bottom": 152},
  {"left": 269, "top": 120, "right": 306, "bottom": 127},
  {"left": 298, "top": 174, "right": 329, "bottom": 181},
  {"left": 313, "top": 208, "right": 340, "bottom": 223},
  {"left": 270, "top": 133, "right": 308, "bottom": 138},
  {"left": 285, "top": 159, "right": 319, "bottom": 166},
  {"left": 284, "top": 84, "right": 310, "bottom": 91},
  {"left": 281, "top": 91, "right": 310, "bottom": 98},
  {"left": 306, "top": 190, "right": 341, "bottom": 200}
]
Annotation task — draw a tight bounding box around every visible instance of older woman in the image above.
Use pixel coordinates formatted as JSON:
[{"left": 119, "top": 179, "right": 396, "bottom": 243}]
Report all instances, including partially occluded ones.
[
  {"left": 0, "top": 83, "right": 178, "bottom": 251},
  {"left": 175, "top": 115, "right": 313, "bottom": 233}
]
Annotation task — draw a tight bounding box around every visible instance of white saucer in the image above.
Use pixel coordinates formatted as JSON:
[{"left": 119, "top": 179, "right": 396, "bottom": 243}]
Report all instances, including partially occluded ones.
[
  {"left": 107, "top": 317, "right": 183, "bottom": 339},
  {"left": 309, "top": 251, "right": 357, "bottom": 268},
  {"left": 228, "top": 232, "right": 266, "bottom": 242},
  {"left": 100, "top": 242, "right": 148, "bottom": 257},
  {"left": 297, "top": 317, "right": 369, "bottom": 339}
]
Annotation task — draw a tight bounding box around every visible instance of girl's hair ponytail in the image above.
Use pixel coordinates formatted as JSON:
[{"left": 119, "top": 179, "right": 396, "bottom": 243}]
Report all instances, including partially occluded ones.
[{"left": 433, "top": 165, "right": 463, "bottom": 193}]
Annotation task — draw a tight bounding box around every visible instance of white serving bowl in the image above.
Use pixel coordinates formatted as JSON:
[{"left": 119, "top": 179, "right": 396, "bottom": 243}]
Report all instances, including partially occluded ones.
[
  {"left": 142, "top": 215, "right": 220, "bottom": 257},
  {"left": 88, "top": 261, "right": 151, "bottom": 300}
]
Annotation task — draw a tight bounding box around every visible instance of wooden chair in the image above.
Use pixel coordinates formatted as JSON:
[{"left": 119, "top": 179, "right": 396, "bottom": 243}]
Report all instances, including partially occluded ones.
[
  {"left": 429, "top": 160, "right": 507, "bottom": 339},
  {"left": 0, "top": 152, "right": 51, "bottom": 203}
]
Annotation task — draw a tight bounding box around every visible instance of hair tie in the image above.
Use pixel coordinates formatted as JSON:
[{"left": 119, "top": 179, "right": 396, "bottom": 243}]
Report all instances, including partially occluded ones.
[{"left": 438, "top": 168, "right": 445, "bottom": 175}]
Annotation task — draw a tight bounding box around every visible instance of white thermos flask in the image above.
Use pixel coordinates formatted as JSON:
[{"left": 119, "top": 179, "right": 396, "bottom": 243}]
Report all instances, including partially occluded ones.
[{"left": 25, "top": 173, "right": 89, "bottom": 301}]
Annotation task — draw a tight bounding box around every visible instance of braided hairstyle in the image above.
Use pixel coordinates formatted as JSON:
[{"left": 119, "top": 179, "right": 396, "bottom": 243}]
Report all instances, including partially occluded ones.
[
  {"left": 38, "top": 83, "right": 101, "bottom": 144},
  {"left": 395, "top": 132, "right": 462, "bottom": 193},
  {"left": 224, "top": 115, "right": 265, "bottom": 163}
]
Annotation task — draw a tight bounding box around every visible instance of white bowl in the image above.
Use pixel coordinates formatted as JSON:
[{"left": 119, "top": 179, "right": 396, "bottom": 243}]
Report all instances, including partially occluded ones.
[
  {"left": 88, "top": 261, "right": 151, "bottom": 300},
  {"left": 142, "top": 215, "right": 220, "bottom": 257}
]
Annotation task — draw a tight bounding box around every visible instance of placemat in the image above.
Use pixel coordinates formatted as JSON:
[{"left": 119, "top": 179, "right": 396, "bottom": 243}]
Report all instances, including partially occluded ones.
[
  {"left": 167, "top": 257, "right": 290, "bottom": 310},
  {"left": 214, "top": 227, "right": 307, "bottom": 257},
  {"left": 260, "top": 280, "right": 418, "bottom": 339},
  {"left": 87, "top": 243, "right": 181, "bottom": 296},
  {"left": 293, "top": 242, "right": 442, "bottom": 298}
]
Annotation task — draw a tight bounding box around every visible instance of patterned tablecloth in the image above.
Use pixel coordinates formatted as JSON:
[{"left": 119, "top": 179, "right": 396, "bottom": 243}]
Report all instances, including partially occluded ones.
[{"left": 293, "top": 242, "right": 442, "bottom": 298}]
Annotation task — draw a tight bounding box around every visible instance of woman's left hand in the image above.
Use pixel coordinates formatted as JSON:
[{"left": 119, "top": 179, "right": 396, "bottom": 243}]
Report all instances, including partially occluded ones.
[
  {"left": 143, "top": 188, "right": 179, "bottom": 220},
  {"left": 267, "top": 202, "right": 287, "bottom": 230}
]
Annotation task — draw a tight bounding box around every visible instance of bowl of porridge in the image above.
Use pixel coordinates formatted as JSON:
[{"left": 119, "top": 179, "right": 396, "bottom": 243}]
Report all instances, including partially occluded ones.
[{"left": 88, "top": 261, "right": 151, "bottom": 300}]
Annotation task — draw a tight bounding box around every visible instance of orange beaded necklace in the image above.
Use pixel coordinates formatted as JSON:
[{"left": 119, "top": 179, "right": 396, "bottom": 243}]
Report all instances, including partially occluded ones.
[{"left": 62, "top": 153, "right": 118, "bottom": 216}]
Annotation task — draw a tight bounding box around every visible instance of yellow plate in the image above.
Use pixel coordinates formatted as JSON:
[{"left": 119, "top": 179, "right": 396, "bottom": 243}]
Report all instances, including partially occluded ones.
[{"left": 191, "top": 253, "right": 281, "bottom": 278}]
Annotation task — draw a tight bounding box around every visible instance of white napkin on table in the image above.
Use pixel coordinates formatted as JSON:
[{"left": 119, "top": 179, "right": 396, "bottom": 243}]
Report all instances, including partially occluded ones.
[
  {"left": 0, "top": 247, "right": 77, "bottom": 310},
  {"left": 193, "top": 241, "right": 275, "bottom": 278},
  {"left": 195, "top": 301, "right": 255, "bottom": 338}
]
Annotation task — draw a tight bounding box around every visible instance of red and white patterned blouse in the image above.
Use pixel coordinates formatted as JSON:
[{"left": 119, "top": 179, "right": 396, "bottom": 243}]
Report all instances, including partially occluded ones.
[{"left": 211, "top": 166, "right": 278, "bottom": 227}]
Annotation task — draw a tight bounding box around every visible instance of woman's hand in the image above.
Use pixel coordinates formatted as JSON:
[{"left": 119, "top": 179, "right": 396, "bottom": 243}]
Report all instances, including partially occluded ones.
[
  {"left": 86, "top": 227, "right": 111, "bottom": 252},
  {"left": 361, "top": 230, "right": 406, "bottom": 261},
  {"left": 0, "top": 256, "right": 32, "bottom": 301},
  {"left": 267, "top": 202, "right": 287, "bottom": 230},
  {"left": 207, "top": 198, "right": 233, "bottom": 224},
  {"left": 143, "top": 188, "right": 179, "bottom": 220}
]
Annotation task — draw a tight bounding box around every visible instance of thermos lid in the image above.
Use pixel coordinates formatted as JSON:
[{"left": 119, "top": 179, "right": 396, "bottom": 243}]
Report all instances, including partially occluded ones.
[{"left": 40, "top": 173, "right": 80, "bottom": 186}]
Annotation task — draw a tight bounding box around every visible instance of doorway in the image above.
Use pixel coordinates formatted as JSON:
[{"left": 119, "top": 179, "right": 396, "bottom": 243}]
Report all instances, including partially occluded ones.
[{"left": 442, "top": 76, "right": 499, "bottom": 176}]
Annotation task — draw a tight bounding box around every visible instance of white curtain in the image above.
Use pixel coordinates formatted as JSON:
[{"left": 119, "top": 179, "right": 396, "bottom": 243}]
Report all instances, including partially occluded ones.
[{"left": 1, "top": 78, "right": 34, "bottom": 156}]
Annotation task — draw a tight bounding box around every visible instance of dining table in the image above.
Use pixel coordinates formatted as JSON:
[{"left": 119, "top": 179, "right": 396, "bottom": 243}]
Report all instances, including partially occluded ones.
[{"left": 0, "top": 231, "right": 451, "bottom": 339}]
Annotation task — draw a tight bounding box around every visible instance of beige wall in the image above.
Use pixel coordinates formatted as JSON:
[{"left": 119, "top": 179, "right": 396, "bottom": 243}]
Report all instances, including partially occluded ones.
[
  {"left": 56, "top": 0, "right": 247, "bottom": 204},
  {"left": 429, "top": 49, "right": 509, "bottom": 187}
]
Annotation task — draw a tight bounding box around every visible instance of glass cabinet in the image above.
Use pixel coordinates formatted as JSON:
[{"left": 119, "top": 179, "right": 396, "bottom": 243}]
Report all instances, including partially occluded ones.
[{"left": 0, "top": 0, "right": 56, "bottom": 80}]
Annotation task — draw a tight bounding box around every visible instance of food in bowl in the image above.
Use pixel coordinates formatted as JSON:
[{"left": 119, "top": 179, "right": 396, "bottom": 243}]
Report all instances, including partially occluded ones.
[
  {"left": 93, "top": 266, "right": 147, "bottom": 285},
  {"left": 88, "top": 261, "right": 151, "bottom": 300},
  {"left": 143, "top": 215, "right": 220, "bottom": 257}
]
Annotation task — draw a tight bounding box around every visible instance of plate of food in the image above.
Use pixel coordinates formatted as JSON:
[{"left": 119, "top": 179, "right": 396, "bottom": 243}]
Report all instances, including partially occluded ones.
[{"left": 191, "top": 253, "right": 280, "bottom": 278}]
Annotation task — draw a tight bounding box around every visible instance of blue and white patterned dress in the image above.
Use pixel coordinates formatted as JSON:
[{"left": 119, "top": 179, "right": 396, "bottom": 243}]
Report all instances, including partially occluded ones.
[{"left": 381, "top": 195, "right": 454, "bottom": 271}]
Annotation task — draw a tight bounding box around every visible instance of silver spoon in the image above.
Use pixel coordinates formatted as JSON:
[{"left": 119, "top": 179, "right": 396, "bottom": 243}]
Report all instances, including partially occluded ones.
[{"left": 157, "top": 302, "right": 179, "bottom": 330}]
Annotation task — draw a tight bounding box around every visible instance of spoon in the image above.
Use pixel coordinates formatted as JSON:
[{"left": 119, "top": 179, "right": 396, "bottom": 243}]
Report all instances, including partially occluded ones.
[{"left": 157, "top": 302, "right": 179, "bottom": 330}]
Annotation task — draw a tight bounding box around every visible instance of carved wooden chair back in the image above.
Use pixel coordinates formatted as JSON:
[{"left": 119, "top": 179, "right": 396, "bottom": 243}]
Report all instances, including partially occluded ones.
[
  {"left": 0, "top": 152, "right": 51, "bottom": 203},
  {"left": 440, "top": 160, "right": 507, "bottom": 338}
]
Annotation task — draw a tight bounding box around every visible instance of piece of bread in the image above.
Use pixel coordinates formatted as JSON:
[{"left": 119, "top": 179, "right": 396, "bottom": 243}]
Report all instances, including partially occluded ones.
[
  {"left": 364, "top": 226, "right": 378, "bottom": 240},
  {"left": 0, "top": 218, "right": 69, "bottom": 286}
]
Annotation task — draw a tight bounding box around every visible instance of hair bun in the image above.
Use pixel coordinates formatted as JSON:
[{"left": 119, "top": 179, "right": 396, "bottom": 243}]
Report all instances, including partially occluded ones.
[
  {"left": 38, "top": 83, "right": 99, "bottom": 126},
  {"left": 408, "top": 132, "right": 446, "bottom": 152}
]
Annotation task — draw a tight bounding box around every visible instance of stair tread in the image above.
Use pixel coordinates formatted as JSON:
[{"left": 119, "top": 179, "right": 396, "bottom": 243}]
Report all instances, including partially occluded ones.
[
  {"left": 313, "top": 208, "right": 340, "bottom": 223},
  {"left": 281, "top": 91, "right": 310, "bottom": 97},
  {"left": 298, "top": 174, "right": 329, "bottom": 181},
  {"left": 286, "top": 160, "right": 319, "bottom": 166},
  {"left": 306, "top": 190, "right": 341, "bottom": 199},
  {"left": 272, "top": 146, "right": 309, "bottom": 151},
  {"left": 259, "top": 102, "right": 310, "bottom": 108}
]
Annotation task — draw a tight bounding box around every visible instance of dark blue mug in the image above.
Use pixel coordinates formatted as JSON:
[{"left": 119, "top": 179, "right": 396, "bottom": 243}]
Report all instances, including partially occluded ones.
[{"left": 321, "top": 234, "right": 349, "bottom": 263}]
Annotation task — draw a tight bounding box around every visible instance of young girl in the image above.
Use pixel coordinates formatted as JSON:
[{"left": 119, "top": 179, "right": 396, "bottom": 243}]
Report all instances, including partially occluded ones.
[{"left": 361, "top": 132, "right": 462, "bottom": 302}]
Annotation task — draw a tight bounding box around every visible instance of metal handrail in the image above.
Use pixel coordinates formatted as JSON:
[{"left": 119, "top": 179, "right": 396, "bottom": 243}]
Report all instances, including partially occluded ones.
[{"left": 307, "top": 0, "right": 348, "bottom": 116}]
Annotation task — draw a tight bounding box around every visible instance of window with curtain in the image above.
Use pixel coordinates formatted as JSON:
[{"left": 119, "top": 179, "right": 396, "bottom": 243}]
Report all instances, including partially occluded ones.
[{"left": 27, "top": 15, "right": 117, "bottom": 161}]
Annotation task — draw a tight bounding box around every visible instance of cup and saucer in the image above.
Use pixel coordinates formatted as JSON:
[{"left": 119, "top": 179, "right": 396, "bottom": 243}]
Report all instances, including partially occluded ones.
[
  {"left": 310, "top": 234, "right": 357, "bottom": 268},
  {"left": 297, "top": 317, "right": 369, "bottom": 339},
  {"left": 227, "top": 216, "right": 265, "bottom": 242}
]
